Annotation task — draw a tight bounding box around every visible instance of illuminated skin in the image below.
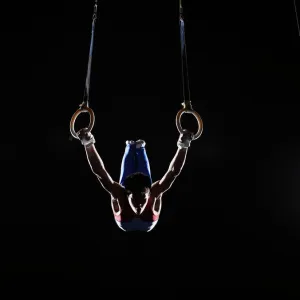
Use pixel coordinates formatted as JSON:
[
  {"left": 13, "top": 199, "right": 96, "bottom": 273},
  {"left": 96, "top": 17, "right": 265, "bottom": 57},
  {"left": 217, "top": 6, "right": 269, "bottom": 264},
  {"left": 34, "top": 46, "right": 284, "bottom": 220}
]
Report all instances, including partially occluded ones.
[
  {"left": 126, "top": 189, "right": 150, "bottom": 215},
  {"left": 78, "top": 129, "right": 192, "bottom": 227}
]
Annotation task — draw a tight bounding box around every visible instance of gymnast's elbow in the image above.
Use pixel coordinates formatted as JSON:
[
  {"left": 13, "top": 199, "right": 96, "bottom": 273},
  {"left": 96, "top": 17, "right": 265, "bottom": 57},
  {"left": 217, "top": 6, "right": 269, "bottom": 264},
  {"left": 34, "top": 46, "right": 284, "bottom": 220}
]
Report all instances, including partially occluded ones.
[
  {"left": 169, "top": 167, "right": 181, "bottom": 177},
  {"left": 91, "top": 166, "right": 108, "bottom": 180}
]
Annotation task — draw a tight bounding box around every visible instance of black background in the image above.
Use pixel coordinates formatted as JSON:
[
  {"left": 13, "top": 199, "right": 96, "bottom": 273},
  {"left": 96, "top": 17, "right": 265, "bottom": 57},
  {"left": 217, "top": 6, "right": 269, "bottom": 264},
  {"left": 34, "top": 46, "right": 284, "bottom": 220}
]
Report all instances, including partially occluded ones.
[{"left": 1, "top": 0, "right": 300, "bottom": 290}]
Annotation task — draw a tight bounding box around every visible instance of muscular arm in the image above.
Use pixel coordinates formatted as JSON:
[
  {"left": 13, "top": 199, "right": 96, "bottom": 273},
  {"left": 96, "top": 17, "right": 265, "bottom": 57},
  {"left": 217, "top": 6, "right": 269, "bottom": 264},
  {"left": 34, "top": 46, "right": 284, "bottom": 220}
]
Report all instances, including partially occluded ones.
[
  {"left": 84, "top": 144, "right": 120, "bottom": 195},
  {"left": 152, "top": 147, "right": 188, "bottom": 196},
  {"left": 167, "top": 147, "right": 188, "bottom": 175}
]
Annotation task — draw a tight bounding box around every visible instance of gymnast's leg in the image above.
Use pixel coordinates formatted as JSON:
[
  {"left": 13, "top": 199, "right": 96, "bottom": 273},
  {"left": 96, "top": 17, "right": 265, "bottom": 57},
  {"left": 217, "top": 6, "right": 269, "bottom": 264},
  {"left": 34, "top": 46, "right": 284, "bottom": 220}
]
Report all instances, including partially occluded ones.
[
  {"left": 135, "top": 140, "right": 152, "bottom": 184},
  {"left": 119, "top": 141, "right": 137, "bottom": 186}
]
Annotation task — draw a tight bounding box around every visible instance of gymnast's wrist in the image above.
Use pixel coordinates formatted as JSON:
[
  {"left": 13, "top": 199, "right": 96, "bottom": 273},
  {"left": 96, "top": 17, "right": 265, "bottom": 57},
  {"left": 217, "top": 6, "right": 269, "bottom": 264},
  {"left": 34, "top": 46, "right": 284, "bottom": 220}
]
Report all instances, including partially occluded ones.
[
  {"left": 82, "top": 136, "right": 96, "bottom": 148},
  {"left": 177, "top": 141, "right": 190, "bottom": 149},
  {"left": 84, "top": 142, "right": 95, "bottom": 149}
]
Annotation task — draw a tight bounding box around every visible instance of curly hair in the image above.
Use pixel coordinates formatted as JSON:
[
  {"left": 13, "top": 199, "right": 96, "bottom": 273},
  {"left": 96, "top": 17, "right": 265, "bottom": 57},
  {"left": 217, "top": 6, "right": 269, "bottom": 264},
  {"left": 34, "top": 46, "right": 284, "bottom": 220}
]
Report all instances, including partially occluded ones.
[{"left": 123, "top": 172, "right": 151, "bottom": 193}]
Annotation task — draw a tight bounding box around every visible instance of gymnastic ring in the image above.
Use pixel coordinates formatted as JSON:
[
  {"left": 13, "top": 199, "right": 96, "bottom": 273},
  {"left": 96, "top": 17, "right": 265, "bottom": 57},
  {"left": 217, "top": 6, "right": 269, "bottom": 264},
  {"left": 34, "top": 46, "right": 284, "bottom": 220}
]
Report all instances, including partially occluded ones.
[
  {"left": 176, "top": 107, "right": 203, "bottom": 140},
  {"left": 70, "top": 106, "right": 95, "bottom": 139}
]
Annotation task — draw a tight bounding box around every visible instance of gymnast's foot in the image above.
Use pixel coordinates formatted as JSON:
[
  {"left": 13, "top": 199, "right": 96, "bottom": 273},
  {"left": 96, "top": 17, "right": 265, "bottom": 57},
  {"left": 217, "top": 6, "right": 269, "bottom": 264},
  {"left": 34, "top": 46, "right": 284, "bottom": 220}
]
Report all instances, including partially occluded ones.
[
  {"left": 136, "top": 139, "right": 146, "bottom": 148},
  {"left": 126, "top": 140, "right": 135, "bottom": 146}
]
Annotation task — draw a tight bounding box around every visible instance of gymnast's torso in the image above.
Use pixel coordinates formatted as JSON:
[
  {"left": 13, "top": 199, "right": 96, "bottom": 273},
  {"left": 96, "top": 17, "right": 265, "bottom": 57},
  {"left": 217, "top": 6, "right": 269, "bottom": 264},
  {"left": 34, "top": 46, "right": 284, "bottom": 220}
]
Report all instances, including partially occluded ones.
[{"left": 111, "top": 190, "right": 161, "bottom": 232}]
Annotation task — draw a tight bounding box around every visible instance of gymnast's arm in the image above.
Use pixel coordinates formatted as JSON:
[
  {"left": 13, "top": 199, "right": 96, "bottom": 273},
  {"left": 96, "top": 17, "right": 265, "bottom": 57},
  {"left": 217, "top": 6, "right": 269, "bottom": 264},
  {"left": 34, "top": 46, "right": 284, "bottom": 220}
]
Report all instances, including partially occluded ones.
[
  {"left": 151, "top": 130, "right": 192, "bottom": 196},
  {"left": 79, "top": 129, "right": 122, "bottom": 196},
  {"left": 152, "top": 147, "right": 188, "bottom": 196}
]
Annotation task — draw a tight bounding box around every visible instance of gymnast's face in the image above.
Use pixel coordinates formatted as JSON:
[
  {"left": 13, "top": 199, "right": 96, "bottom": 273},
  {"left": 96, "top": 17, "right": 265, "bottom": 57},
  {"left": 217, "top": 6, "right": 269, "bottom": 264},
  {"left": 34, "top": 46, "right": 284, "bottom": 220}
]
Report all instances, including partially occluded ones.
[{"left": 127, "top": 188, "right": 150, "bottom": 215}]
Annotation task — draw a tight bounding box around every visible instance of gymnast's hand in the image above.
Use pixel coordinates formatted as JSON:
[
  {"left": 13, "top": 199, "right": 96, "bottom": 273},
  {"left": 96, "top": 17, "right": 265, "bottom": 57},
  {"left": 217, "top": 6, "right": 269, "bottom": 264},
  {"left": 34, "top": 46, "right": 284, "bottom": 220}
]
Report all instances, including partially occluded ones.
[
  {"left": 177, "top": 129, "right": 194, "bottom": 149},
  {"left": 77, "top": 128, "right": 96, "bottom": 147}
]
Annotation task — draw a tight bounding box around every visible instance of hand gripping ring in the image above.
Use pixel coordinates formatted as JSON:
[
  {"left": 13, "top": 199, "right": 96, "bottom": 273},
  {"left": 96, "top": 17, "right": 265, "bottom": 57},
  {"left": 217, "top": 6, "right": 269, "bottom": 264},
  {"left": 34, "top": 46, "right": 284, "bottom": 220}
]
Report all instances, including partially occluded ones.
[
  {"left": 70, "top": 106, "right": 95, "bottom": 139},
  {"left": 176, "top": 102, "right": 203, "bottom": 140}
]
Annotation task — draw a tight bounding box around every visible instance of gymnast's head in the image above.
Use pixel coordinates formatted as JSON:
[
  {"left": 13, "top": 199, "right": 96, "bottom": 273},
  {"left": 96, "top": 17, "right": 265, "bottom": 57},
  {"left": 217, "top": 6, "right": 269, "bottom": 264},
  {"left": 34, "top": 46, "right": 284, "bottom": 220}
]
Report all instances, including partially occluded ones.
[{"left": 124, "top": 172, "right": 151, "bottom": 214}]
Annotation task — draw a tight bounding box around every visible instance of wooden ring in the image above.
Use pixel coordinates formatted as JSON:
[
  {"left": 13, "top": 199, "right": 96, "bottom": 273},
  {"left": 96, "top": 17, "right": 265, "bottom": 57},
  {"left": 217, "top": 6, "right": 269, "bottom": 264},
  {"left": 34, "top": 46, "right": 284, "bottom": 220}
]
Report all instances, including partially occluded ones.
[
  {"left": 70, "top": 107, "right": 95, "bottom": 139},
  {"left": 176, "top": 108, "right": 203, "bottom": 140}
]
